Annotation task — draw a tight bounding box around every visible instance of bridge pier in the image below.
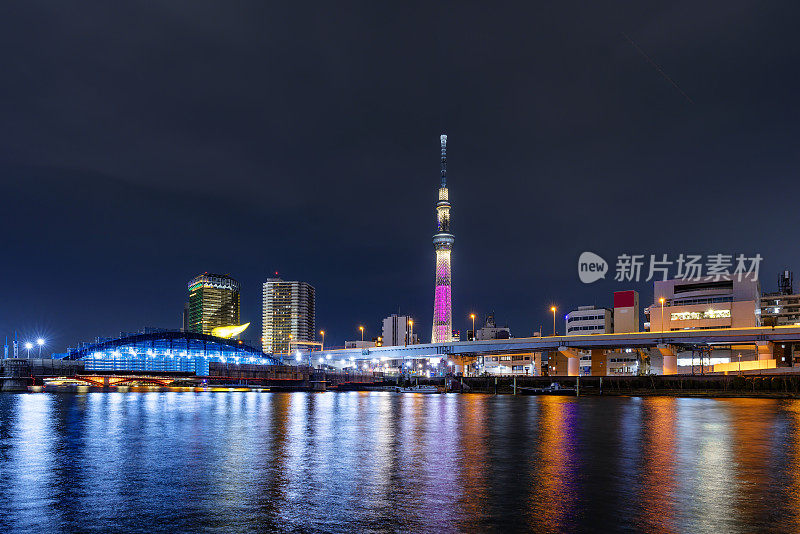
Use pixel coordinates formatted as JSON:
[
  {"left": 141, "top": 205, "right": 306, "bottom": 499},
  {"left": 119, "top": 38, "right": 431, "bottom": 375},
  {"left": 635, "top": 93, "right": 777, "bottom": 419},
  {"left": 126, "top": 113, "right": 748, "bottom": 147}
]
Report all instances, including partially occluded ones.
[
  {"left": 657, "top": 345, "right": 677, "bottom": 375},
  {"left": 756, "top": 341, "right": 774, "bottom": 360},
  {"left": 0, "top": 359, "right": 31, "bottom": 392},
  {"left": 532, "top": 353, "right": 542, "bottom": 376},
  {"left": 550, "top": 347, "right": 579, "bottom": 377}
]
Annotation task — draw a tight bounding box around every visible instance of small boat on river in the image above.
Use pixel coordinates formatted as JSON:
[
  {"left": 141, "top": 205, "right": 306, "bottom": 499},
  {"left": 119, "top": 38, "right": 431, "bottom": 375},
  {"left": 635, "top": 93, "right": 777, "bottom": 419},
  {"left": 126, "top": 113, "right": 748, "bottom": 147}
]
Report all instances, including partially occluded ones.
[{"left": 517, "top": 382, "right": 576, "bottom": 396}]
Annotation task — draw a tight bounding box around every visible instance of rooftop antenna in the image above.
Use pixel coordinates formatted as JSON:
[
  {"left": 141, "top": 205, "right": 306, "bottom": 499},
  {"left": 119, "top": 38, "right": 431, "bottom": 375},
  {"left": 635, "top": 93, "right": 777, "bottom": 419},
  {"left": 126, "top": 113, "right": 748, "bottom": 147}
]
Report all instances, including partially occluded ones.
[{"left": 440, "top": 134, "right": 448, "bottom": 188}]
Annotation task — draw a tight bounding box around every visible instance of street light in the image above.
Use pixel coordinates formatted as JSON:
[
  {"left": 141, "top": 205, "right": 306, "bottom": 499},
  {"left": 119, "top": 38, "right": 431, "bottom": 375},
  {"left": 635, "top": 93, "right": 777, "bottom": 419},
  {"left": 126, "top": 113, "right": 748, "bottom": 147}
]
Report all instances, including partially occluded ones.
[
  {"left": 359, "top": 325, "right": 364, "bottom": 342},
  {"left": 659, "top": 297, "right": 665, "bottom": 332},
  {"left": 551, "top": 307, "right": 557, "bottom": 336},
  {"left": 288, "top": 333, "right": 293, "bottom": 356},
  {"left": 408, "top": 319, "right": 413, "bottom": 345},
  {"left": 24, "top": 342, "right": 33, "bottom": 358},
  {"left": 470, "top": 313, "right": 476, "bottom": 341},
  {"left": 36, "top": 338, "right": 45, "bottom": 358},
  {"left": 320, "top": 330, "right": 325, "bottom": 351}
]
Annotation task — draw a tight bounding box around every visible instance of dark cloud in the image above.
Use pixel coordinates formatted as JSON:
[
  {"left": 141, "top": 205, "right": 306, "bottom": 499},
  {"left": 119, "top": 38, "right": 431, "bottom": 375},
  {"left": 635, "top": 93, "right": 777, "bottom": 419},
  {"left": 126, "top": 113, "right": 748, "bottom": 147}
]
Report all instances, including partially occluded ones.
[{"left": 1, "top": 1, "right": 799, "bottom": 350}]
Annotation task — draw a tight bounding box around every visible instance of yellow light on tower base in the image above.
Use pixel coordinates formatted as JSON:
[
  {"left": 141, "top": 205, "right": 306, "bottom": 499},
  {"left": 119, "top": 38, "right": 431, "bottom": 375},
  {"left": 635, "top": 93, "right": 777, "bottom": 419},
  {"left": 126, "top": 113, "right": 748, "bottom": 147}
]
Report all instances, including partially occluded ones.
[{"left": 359, "top": 326, "right": 364, "bottom": 341}]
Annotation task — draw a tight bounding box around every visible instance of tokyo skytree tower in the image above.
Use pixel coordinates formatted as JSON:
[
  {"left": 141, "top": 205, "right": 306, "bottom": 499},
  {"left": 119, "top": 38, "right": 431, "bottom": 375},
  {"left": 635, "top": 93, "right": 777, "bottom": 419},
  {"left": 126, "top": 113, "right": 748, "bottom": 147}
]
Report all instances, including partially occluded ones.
[{"left": 431, "top": 134, "right": 454, "bottom": 343}]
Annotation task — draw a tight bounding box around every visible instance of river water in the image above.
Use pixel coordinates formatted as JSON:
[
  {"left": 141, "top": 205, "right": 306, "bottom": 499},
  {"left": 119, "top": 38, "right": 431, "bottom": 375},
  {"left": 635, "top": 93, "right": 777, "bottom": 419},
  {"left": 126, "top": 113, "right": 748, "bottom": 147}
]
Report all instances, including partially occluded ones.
[{"left": 0, "top": 392, "right": 798, "bottom": 533}]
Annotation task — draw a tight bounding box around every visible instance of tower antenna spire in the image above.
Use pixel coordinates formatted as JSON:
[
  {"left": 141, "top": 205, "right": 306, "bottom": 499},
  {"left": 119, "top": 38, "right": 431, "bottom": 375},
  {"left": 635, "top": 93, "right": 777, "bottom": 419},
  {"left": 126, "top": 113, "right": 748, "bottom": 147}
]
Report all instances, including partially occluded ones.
[
  {"left": 432, "top": 133, "right": 454, "bottom": 343},
  {"left": 440, "top": 134, "right": 447, "bottom": 188}
]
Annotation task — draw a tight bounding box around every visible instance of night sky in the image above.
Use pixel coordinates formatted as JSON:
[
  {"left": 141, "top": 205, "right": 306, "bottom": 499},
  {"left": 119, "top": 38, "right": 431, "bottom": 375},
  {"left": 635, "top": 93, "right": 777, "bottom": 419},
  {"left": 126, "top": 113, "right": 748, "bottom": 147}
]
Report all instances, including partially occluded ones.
[{"left": 2, "top": 1, "right": 799, "bottom": 352}]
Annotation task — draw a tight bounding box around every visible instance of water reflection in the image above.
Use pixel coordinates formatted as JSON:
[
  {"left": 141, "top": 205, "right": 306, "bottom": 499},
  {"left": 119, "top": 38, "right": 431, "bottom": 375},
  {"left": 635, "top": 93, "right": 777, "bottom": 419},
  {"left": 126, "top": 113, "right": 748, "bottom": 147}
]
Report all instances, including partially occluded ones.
[{"left": 1, "top": 392, "right": 800, "bottom": 533}]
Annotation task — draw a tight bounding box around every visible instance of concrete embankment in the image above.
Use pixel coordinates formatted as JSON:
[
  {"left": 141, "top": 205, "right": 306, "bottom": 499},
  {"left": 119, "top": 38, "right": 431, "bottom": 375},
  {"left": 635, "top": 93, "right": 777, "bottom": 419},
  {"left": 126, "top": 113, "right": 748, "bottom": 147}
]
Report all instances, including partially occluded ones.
[{"left": 413, "top": 374, "right": 800, "bottom": 398}]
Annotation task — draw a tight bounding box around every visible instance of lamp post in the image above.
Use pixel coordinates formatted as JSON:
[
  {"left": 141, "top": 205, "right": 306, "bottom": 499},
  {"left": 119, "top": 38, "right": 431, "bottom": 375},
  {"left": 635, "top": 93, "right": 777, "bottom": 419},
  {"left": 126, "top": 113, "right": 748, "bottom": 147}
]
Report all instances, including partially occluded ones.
[
  {"left": 408, "top": 319, "right": 413, "bottom": 345},
  {"left": 24, "top": 342, "right": 33, "bottom": 358},
  {"left": 659, "top": 297, "right": 665, "bottom": 332},
  {"left": 470, "top": 313, "right": 476, "bottom": 341},
  {"left": 288, "top": 333, "right": 292, "bottom": 356},
  {"left": 36, "top": 338, "right": 45, "bottom": 358},
  {"left": 551, "top": 307, "right": 557, "bottom": 336},
  {"left": 320, "top": 330, "right": 325, "bottom": 352},
  {"left": 359, "top": 326, "right": 364, "bottom": 342},
  {"left": 738, "top": 353, "right": 742, "bottom": 375}
]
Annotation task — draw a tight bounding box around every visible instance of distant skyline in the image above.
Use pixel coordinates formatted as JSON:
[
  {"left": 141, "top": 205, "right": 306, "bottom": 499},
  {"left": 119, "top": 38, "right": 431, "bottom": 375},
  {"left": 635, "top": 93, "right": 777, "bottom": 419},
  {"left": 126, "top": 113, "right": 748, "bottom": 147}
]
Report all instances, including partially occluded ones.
[{"left": 2, "top": 1, "right": 800, "bottom": 352}]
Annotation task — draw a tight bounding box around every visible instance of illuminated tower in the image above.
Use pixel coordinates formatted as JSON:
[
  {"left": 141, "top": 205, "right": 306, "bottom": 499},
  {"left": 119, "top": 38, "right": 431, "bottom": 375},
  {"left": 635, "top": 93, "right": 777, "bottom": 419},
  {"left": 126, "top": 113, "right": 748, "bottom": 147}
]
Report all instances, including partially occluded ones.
[
  {"left": 431, "top": 134, "right": 454, "bottom": 343},
  {"left": 187, "top": 273, "right": 241, "bottom": 335}
]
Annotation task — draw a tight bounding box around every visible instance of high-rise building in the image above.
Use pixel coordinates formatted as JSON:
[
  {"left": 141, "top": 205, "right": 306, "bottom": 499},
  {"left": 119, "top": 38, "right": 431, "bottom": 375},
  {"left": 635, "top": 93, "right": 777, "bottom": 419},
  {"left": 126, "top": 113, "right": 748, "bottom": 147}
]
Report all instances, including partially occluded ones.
[
  {"left": 382, "top": 314, "right": 418, "bottom": 346},
  {"left": 431, "top": 134, "right": 454, "bottom": 343},
  {"left": 187, "top": 273, "right": 240, "bottom": 335},
  {"left": 262, "top": 278, "right": 315, "bottom": 355}
]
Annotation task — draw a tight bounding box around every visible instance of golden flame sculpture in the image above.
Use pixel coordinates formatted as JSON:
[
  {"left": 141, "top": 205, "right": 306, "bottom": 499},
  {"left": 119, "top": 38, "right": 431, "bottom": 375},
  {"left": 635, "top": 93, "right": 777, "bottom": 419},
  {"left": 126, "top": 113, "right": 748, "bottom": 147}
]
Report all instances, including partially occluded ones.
[{"left": 211, "top": 322, "right": 250, "bottom": 339}]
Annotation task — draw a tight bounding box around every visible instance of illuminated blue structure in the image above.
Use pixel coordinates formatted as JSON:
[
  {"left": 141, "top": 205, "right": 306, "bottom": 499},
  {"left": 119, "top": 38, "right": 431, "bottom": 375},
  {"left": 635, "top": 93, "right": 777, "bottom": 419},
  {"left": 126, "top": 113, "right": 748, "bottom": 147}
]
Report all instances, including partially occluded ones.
[{"left": 63, "top": 330, "right": 280, "bottom": 376}]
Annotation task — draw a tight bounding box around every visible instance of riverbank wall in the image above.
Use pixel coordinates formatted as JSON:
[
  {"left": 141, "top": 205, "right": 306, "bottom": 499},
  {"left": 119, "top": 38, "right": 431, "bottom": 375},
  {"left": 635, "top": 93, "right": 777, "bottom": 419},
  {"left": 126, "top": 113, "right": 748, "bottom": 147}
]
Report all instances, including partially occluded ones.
[{"left": 415, "top": 374, "right": 800, "bottom": 398}]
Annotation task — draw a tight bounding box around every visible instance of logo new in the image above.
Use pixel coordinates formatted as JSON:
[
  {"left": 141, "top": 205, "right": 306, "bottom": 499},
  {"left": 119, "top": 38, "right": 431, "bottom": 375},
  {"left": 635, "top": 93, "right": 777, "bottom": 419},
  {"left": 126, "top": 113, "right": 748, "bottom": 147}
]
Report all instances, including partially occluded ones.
[{"left": 578, "top": 252, "right": 608, "bottom": 284}]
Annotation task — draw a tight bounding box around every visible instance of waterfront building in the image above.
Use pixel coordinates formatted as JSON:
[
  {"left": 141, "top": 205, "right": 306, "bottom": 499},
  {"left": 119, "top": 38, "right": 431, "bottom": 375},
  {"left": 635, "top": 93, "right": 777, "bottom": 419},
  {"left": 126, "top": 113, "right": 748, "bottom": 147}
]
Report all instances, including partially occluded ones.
[
  {"left": 381, "top": 315, "right": 418, "bottom": 346},
  {"left": 431, "top": 134, "right": 454, "bottom": 343},
  {"left": 475, "top": 313, "right": 511, "bottom": 340},
  {"left": 187, "top": 273, "right": 241, "bottom": 335},
  {"left": 643, "top": 277, "right": 762, "bottom": 373},
  {"left": 760, "top": 271, "right": 800, "bottom": 326},
  {"left": 482, "top": 353, "right": 539, "bottom": 375},
  {"left": 565, "top": 305, "right": 612, "bottom": 335},
  {"left": 647, "top": 277, "right": 760, "bottom": 331},
  {"left": 62, "top": 330, "right": 277, "bottom": 376},
  {"left": 262, "top": 278, "right": 315, "bottom": 355}
]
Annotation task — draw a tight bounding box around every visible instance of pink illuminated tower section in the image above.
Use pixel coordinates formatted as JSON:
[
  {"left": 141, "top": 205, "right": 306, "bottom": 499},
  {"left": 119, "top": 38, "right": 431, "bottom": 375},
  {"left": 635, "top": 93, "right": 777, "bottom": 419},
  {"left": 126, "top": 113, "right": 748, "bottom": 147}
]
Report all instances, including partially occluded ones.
[{"left": 431, "top": 134, "right": 454, "bottom": 343}]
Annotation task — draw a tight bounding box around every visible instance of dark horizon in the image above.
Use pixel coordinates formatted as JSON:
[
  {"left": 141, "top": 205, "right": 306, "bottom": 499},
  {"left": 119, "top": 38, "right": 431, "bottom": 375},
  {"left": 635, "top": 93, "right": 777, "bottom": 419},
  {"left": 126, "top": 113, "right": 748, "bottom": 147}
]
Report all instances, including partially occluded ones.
[{"left": 2, "top": 1, "right": 800, "bottom": 352}]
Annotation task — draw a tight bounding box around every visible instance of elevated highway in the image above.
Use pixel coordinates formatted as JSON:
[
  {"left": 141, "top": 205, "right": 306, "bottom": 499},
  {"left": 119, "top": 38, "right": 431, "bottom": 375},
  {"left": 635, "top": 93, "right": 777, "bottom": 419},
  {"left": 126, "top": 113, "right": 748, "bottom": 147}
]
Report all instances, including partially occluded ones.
[{"left": 319, "top": 325, "right": 800, "bottom": 375}]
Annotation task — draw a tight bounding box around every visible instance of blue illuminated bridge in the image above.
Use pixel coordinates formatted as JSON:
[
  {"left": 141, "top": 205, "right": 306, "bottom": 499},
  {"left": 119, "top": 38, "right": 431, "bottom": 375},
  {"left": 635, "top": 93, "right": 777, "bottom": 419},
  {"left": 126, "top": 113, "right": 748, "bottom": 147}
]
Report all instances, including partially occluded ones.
[{"left": 63, "top": 331, "right": 281, "bottom": 376}]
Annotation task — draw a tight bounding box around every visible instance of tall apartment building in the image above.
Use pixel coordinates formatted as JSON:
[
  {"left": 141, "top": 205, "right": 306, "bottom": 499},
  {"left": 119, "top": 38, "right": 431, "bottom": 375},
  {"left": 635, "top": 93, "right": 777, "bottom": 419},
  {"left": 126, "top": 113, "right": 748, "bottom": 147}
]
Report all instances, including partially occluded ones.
[
  {"left": 187, "top": 273, "right": 240, "bottom": 335},
  {"left": 262, "top": 278, "right": 315, "bottom": 355}
]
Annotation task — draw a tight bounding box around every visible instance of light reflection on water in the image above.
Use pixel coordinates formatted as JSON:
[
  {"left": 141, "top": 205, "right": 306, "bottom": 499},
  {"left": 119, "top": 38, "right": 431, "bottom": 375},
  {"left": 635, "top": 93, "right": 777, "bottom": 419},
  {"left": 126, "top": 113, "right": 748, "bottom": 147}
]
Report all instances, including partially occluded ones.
[{"left": 1, "top": 393, "right": 799, "bottom": 533}]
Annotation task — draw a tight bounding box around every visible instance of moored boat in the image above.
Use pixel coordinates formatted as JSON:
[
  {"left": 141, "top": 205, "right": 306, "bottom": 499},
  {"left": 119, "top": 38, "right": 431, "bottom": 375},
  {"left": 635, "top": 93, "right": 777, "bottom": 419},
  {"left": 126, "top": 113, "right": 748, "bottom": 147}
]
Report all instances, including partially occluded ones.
[{"left": 517, "top": 382, "right": 576, "bottom": 396}]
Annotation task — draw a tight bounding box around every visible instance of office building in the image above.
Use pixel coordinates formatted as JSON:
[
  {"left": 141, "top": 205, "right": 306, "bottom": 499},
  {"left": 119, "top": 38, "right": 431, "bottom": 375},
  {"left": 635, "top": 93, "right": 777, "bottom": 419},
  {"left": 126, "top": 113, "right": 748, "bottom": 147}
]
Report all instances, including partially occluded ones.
[
  {"left": 565, "top": 306, "right": 612, "bottom": 335},
  {"left": 262, "top": 278, "right": 315, "bottom": 355},
  {"left": 382, "top": 314, "right": 418, "bottom": 346},
  {"left": 648, "top": 277, "right": 760, "bottom": 331},
  {"left": 761, "top": 271, "right": 800, "bottom": 326},
  {"left": 475, "top": 313, "right": 511, "bottom": 340},
  {"left": 483, "top": 353, "right": 538, "bottom": 375},
  {"left": 613, "top": 290, "right": 639, "bottom": 333},
  {"left": 187, "top": 273, "right": 241, "bottom": 335}
]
